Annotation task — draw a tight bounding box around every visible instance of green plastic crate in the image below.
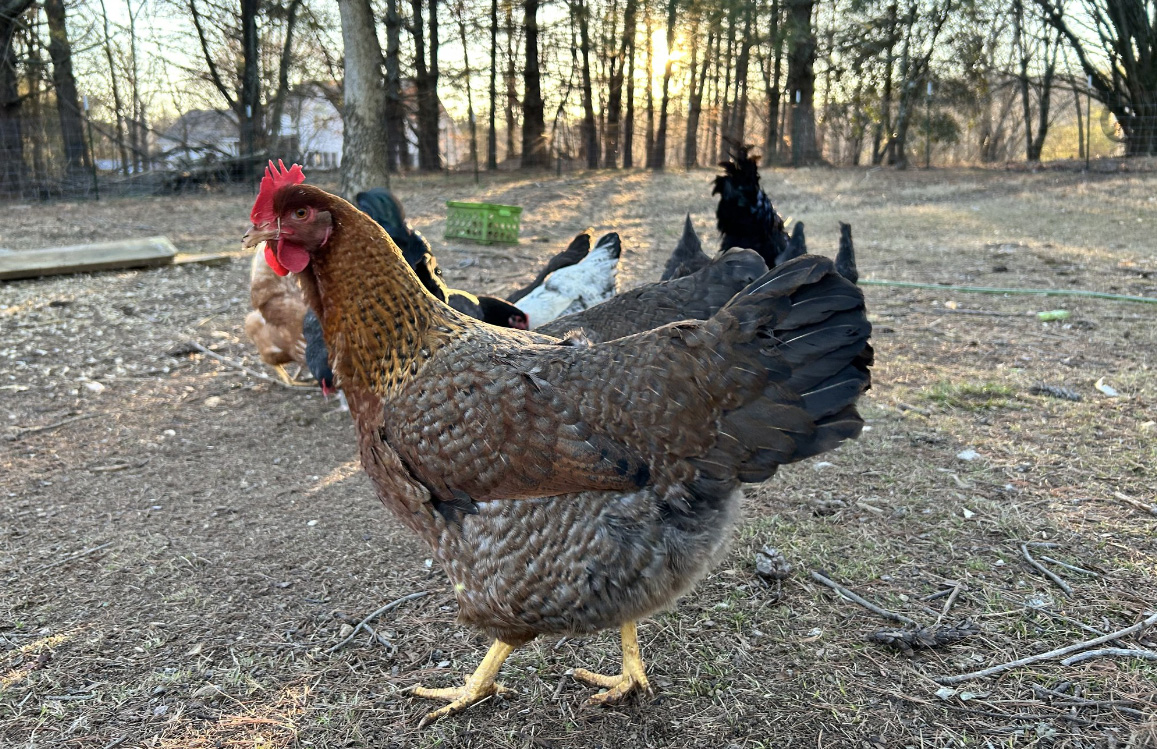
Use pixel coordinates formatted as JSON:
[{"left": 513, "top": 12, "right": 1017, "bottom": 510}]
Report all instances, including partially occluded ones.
[{"left": 444, "top": 201, "right": 522, "bottom": 245}]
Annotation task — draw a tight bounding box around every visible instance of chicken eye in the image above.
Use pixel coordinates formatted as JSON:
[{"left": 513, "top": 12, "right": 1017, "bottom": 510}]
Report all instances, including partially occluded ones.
[{"left": 293, "top": 208, "right": 309, "bottom": 219}]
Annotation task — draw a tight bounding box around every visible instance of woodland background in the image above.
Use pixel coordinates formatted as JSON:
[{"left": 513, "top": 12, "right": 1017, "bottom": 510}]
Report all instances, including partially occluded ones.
[{"left": 1, "top": 0, "right": 1155, "bottom": 199}]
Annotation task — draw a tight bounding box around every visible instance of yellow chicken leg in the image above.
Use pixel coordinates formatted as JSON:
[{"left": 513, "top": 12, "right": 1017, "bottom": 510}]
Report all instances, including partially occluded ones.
[
  {"left": 407, "top": 639, "right": 518, "bottom": 727},
  {"left": 571, "top": 621, "right": 652, "bottom": 705}
]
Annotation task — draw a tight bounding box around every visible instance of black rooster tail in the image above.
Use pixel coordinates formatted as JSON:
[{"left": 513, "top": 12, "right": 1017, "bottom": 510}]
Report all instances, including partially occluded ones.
[
  {"left": 695, "top": 254, "right": 873, "bottom": 485},
  {"left": 302, "top": 308, "right": 336, "bottom": 393},
  {"left": 660, "top": 214, "right": 710, "bottom": 281},
  {"left": 836, "top": 222, "right": 859, "bottom": 284},
  {"left": 713, "top": 145, "right": 788, "bottom": 268}
]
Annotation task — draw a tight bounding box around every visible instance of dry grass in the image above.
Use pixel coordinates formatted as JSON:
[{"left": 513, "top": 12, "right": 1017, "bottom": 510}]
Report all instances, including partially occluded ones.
[{"left": 1, "top": 164, "right": 1155, "bottom": 748}]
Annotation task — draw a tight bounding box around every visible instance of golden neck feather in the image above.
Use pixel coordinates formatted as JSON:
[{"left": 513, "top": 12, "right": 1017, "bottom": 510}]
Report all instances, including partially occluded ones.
[{"left": 305, "top": 202, "right": 462, "bottom": 396}]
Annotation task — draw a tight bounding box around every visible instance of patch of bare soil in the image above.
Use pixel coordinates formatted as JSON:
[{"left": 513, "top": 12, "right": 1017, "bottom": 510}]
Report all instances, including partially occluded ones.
[{"left": 2, "top": 167, "right": 1155, "bottom": 748}]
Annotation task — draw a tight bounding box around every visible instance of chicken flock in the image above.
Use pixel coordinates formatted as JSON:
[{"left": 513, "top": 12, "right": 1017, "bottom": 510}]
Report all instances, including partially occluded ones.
[{"left": 241, "top": 149, "right": 873, "bottom": 725}]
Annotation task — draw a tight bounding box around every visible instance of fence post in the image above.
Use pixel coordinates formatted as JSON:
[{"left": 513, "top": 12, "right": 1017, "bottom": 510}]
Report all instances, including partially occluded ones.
[{"left": 84, "top": 95, "right": 100, "bottom": 200}]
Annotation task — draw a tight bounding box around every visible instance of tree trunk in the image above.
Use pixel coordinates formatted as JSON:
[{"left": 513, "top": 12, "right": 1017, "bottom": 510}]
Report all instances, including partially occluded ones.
[
  {"left": 685, "top": 18, "right": 713, "bottom": 168},
  {"left": 785, "top": 0, "right": 819, "bottom": 165},
  {"left": 337, "top": 0, "right": 391, "bottom": 196},
  {"left": 650, "top": 0, "right": 677, "bottom": 169},
  {"left": 487, "top": 0, "right": 498, "bottom": 169},
  {"left": 1028, "top": 32, "right": 1058, "bottom": 161},
  {"left": 240, "top": 0, "right": 262, "bottom": 160},
  {"left": 504, "top": 1, "right": 518, "bottom": 159},
  {"left": 717, "top": 14, "right": 735, "bottom": 161},
  {"left": 457, "top": 11, "right": 479, "bottom": 176},
  {"left": 385, "top": 0, "right": 408, "bottom": 170},
  {"left": 762, "top": 0, "right": 782, "bottom": 163},
  {"left": 0, "top": 0, "right": 33, "bottom": 194},
  {"left": 871, "top": 2, "right": 897, "bottom": 165},
  {"left": 576, "top": 0, "right": 597, "bottom": 168},
  {"left": 521, "top": 0, "right": 548, "bottom": 167},
  {"left": 43, "top": 0, "right": 90, "bottom": 179},
  {"left": 411, "top": 0, "right": 442, "bottom": 170},
  {"left": 622, "top": 0, "right": 638, "bottom": 167},
  {"left": 1073, "top": 82, "right": 1084, "bottom": 160},
  {"left": 97, "top": 0, "right": 130, "bottom": 174},
  {"left": 268, "top": 0, "right": 302, "bottom": 147},
  {"left": 606, "top": 0, "right": 636, "bottom": 167},
  {"left": 643, "top": 7, "right": 655, "bottom": 167},
  {"left": 126, "top": 0, "right": 146, "bottom": 171},
  {"left": 730, "top": 0, "right": 753, "bottom": 147}
]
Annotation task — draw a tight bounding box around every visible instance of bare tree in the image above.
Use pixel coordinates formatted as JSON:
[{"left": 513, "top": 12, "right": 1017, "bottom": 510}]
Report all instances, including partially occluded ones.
[
  {"left": 622, "top": 0, "right": 639, "bottom": 166},
  {"left": 650, "top": 0, "right": 677, "bottom": 168},
  {"left": 44, "top": 0, "right": 90, "bottom": 176},
  {"left": 455, "top": 0, "right": 479, "bottom": 176},
  {"left": 685, "top": 13, "right": 716, "bottom": 167},
  {"left": 487, "top": 0, "right": 498, "bottom": 168},
  {"left": 1013, "top": 0, "right": 1058, "bottom": 161},
  {"left": 337, "top": 0, "right": 390, "bottom": 195},
  {"left": 411, "top": 0, "right": 442, "bottom": 170},
  {"left": 0, "top": 0, "right": 35, "bottom": 193},
  {"left": 1034, "top": 0, "right": 1157, "bottom": 155},
  {"left": 521, "top": 0, "right": 549, "bottom": 166},
  {"left": 385, "top": 0, "right": 409, "bottom": 170},
  {"left": 785, "top": 0, "right": 820, "bottom": 164},
  {"left": 575, "top": 0, "right": 597, "bottom": 167}
]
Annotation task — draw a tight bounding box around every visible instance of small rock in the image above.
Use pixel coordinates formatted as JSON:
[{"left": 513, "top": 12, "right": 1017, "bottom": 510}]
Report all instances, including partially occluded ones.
[
  {"left": 307, "top": 519, "right": 318, "bottom": 527},
  {"left": 192, "top": 684, "right": 224, "bottom": 700},
  {"left": 755, "top": 546, "right": 793, "bottom": 582},
  {"left": 338, "top": 623, "right": 354, "bottom": 639},
  {"left": 956, "top": 449, "right": 980, "bottom": 461},
  {"left": 203, "top": 396, "right": 221, "bottom": 408},
  {"left": 812, "top": 461, "right": 835, "bottom": 471},
  {"left": 84, "top": 381, "right": 105, "bottom": 394}
]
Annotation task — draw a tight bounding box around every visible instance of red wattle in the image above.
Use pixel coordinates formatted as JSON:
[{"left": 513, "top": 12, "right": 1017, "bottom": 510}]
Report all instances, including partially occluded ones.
[
  {"left": 276, "top": 242, "right": 311, "bottom": 273},
  {"left": 264, "top": 244, "right": 289, "bottom": 276}
]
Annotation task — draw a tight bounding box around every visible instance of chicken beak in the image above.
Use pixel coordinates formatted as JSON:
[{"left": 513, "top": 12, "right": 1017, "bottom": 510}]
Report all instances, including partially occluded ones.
[{"left": 242, "top": 224, "right": 279, "bottom": 250}]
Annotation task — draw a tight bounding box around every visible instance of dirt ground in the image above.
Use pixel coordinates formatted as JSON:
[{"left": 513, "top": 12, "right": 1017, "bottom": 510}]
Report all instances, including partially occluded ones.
[{"left": 2, "top": 164, "right": 1156, "bottom": 749}]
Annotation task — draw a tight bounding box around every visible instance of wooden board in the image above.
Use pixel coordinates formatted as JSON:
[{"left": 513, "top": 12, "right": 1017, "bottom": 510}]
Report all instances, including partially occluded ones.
[{"left": 0, "top": 236, "right": 178, "bottom": 281}]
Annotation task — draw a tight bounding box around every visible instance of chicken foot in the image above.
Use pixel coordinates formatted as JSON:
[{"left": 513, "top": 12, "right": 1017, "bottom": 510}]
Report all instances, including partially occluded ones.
[
  {"left": 570, "top": 621, "right": 652, "bottom": 705},
  {"left": 408, "top": 639, "right": 518, "bottom": 727}
]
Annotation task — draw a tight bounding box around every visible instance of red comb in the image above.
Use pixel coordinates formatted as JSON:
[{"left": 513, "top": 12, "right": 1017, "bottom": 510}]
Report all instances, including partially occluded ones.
[{"left": 250, "top": 160, "right": 305, "bottom": 225}]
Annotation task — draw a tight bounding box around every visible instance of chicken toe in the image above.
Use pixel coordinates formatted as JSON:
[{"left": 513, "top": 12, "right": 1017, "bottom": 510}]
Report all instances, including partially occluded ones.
[
  {"left": 407, "top": 639, "right": 517, "bottom": 727},
  {"left": 570, "top": 622, "right": 652, "bottom": 705}
]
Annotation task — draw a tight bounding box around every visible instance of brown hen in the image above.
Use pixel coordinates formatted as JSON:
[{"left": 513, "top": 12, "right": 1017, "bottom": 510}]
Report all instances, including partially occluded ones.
[
  {"left": 243, "top": 249, "right": 307, "bottom": 382},
  {"left": 242, "top": 163, "right": 873, "bottom": 725}
]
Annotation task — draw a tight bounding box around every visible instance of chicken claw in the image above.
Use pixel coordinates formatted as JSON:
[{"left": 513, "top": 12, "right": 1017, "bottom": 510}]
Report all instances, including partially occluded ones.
[
  {"left": 570, "top": 621, "right": 652, "bottom": 705},
  {"left": 407, "top": 639, "right": 517, "bottom": 727}
]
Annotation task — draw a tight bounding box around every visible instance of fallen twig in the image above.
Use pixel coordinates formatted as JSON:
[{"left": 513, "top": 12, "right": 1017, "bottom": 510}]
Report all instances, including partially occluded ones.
[
  {"left": 184, "top": 340, "right": 298, "bottom": 389},
  {"left": 1112, "top": 491, "right": 1157, "bottom": 517},
  {"left": 7, "top": 413, "right": 97, "bottom": 441},
  {"left": 326, "top": 591, "right": 428, "bottom": 654},
  {"left": 935, "top": 582, "right": 965, "bottom": 627},
  {"left": 35, "top": 542, "right": 113, "bottom": 572},
  {"left": 1059, "top": 647, "right": 1157, "bottom": 667},
  {"left": 934, "top": 611, "right": 1157, "bottom": 685},
  {"left": 1039, "top": 556, "right": 1100, "bottom": 577},
  {"left": 1021, "top": 543, "right": 1073, "bottom": 596},
  {"left": 809, "top": 570, "right": 918, "bottom": 626}
]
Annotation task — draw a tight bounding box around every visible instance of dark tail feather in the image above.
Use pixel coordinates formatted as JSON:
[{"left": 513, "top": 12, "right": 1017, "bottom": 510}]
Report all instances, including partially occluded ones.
[
  {"left": 660, "top": 214, "right": 710, "bottom": 281},
  {"left": 777, "top": 221, "right": 806, "bottom": 265},
  {"left": 700, "top": 255, "right": 872, "bottom": 483},
  {"left": 302, "top": 308, "right": 335, "bottom": 393},
  {"left": 836, "top": 222, "right": 859, "bottom": 284},
  {"left": 713, "top": 145, "right": 787, "bottom": 267}
]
